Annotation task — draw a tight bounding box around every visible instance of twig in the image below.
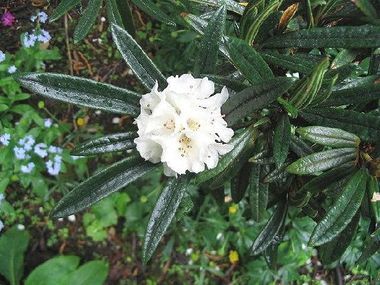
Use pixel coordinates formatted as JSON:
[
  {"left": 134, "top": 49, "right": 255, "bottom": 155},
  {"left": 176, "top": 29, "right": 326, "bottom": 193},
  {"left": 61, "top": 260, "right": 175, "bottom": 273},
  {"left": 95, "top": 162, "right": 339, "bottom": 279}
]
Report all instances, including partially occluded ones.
[{"left": 64, "top": 14, "right": 73, "bottom": 76}]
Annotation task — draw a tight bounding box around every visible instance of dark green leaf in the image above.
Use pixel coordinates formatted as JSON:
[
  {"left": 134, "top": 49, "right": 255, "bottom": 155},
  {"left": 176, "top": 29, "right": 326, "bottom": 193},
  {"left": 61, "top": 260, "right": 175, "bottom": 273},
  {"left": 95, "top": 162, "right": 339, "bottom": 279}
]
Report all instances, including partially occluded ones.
[
  {"left": 189, "top": 0, "right": 245, "bottom": 15},
  {"left": 287, "top": 148, "right": 357, "bottom": 175},
  {"left": 143, "top": 176, "right": 188, "bottom": 263},
  {"left": 298, "top": 166, "right": 355, "bottom": 195},
  {"left": 50, "top": 0, "right": 81, "bottom": 21},
  {"left": 248, "top": 165, "right": 268, "bottom": 222},
  {"left": 194, "top": 127, "right": 257, "bottom": 188},
  {"left": 223, "top": 77, "right": 294, "bottom": 126},
  {"left": 273, "top": 114, "right": 291, "bottom": 167},
  {"left": 260, "top": 51, "right": 319, "bottom": 74},
  {"left": 225, "top": 37, "right": 273, "bottom": 84},
  {"left": 106, "top": 0, "right": 136, "bottom": 37},
  {"left": 309, "top": 168, "right": 368, "bottom": 246},
  {"left": 289, "top": 135, "right": 314, "bottom": 157},
  {"left": 0, "top": 227, "right": 30, "bottom": 285},
  {"left": 231, "top": 163, "right": 250, "bottom": 203},
  {"left": 202, "top": 74, "right": 249, "bottom": 92},
  {"left": 263, "top": 25, "right": 380, "bottom": 48},
  {"left": 300, "top": 108, "right": 380, "bottom": 142},
  {"left": 297, "top": 126, "right": 360, "bottom": 148},
  {"left": 354, "top": 0, "right": 378, "bottom": 19},
  {"left": 319, "top": 212, "right": 360, "bottom": 264},
  {"left": 320, "top": 76, "right": 380, "bottom": 106},
  {"left": 111, "top": 24, "right": 167, "bottom": 89},
  {"left": 130, "top": 0, "right": 176, "bottom": 26},
  {"left": 72, "top": 132, "right": 137, "bottom": 156},
  {"left": 51, "top": 155, "right": 156, "bottom": 218},
  {"left": 195, "top": 5, "right": 226, "bottom": 75},
  {"left": 250, "top": 198, "right": 288, "bottom": 255},
  {"left": 73, "top": 0, "right": 102, "bottom": 43},
  {"left": 358, "top": 226, "right": 380, "bottom": 263},
  {"left": 16, "top": 73, "right": 140, "bottom": 116}
]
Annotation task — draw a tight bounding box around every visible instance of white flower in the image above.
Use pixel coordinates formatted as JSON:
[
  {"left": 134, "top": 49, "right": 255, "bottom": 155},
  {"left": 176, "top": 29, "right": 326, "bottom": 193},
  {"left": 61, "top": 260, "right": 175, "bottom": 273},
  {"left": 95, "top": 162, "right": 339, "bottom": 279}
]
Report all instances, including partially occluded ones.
[
  {"left": 44, "top": 118, "right": 53, "bottom": 128},
  {"left": 37, "top": 29, "right": 51, "bottom": 43},
  {"left": 0, "top": 133, "right": 11, "bottom": 146},
  {"left": 48, "top": 145, "right": 63, "bottom": 154},
  {"left": 185, "top": 248, "right": 193, "bottom": 256},
  {"left": 38, "top": 11, "right": 48, "bottom": 23},
  {"left": 134, "top": 74, "right": 234, "bottom": 176},
  {"left": 34, "top": 143, "right": 48, "bottom": 158},
  {"left": 18, "top": 135, "right": 35, "bottom": 151},
  {"left": 20, "top": 162, "right": 35, "bottom": 174},
  {"left": 46, "top": 155, "right": 62, "bottom": 175},
  {"left": 0, "top": 51, "right": 5, "bottom": 63},
  {"left": 14, "top": 146, "right": 26, "bottom": 160},
  {"left": 0, "top": 193, "right": 4, "bottom": 203},
  {"left": 23, "top": 33, "right": 37, "bottom": 48},
  {"left": 8, "top": 65, "right": 17, "bottom": 74},
  {"left": 0, "top": 220, "right": 3, "bottom": 232},
  {"left": 17, "top": 224, "right": 25, "bottom": 231},
  {"left": 68, "top": 215, "right": 76, "bottom": 222}
]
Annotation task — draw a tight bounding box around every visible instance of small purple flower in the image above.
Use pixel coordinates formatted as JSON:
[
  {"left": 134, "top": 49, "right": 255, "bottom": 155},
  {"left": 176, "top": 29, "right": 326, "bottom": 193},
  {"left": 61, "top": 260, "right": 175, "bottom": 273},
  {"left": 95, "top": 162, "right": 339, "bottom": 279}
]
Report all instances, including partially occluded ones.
[
  {"left": 7, "top": 65, "right": 17, "bottom": 74},
  {"left": 1, "top": 11, "right": 16, "bottom": 27},
  {"left": 0, "top": 51, "right": 5, "bottom": 63}
]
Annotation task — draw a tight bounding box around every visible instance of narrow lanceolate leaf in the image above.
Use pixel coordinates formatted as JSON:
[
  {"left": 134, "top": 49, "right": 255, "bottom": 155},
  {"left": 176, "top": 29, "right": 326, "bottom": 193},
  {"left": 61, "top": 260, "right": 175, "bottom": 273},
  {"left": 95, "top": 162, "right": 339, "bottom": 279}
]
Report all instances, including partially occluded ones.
[
  {"left": 309, "top": 168, "right": 368, "bottom": 246},
  {"left": 51, "top": 155, "right": 157, "bottom": 218},
  {"left": 289, "top": 58, "right": 330, "bottom": 109},
  {"left": 263, "top": 25, "right": 380, "bottom": 48},
  {"left": 250, "top": 198, "right": 288, "bottom": 255},
  {"left": 286, "top": 148, "right": 357, "bottom": 175},
  {"left": 297, "top": 126, "right": 360, "bottom": 148},
  {"left": 298, "top": 166, "right": 355, "bottom": 195},
  {"left": 72, "top": 132, "right": 137, "bottom": 156},
  {"left": 222, "top": 77, "right": 294, "bottom": 126},
  {"left": 244, "top": 0, "right": 281, "bottom": 44},
  {"left": 273, "top": 114, "right": 291, "bottom": 167},
  {"left": 358, "top": 227, "right": 380, "bottom": 263},
  {"left": 231, "top": 163, "right": 250, "bottom": 203},
  {"left": 16, "top": 73, "right": 140, "bottom": 116},
  {"left": 106, "top": 0, "right": 136, "bottom": 37},
  {"left": 320, "top": 76, "right": 380, "bottom": 106},
  {"left": 202, "top": 74, "right": 249, "bottom": 92},
  {"left": 194, "top": 127, "right": 257, "bottom": 188},
  {"left": 111, "top": 24, "right": 167, "bottom": 89},
  {"left": 143, "top": 176, "right": 188, "bottom": 263},
  {"left": 300, "top": 108, "right": 380, "bottom": 142},
  {"left": 130, "top": 0, "right": 176, "bottom": 26},
  {"left": 248, "top": 165, "right": 268, "bottom": 222},
  {"left": 189, "top": 0, "right": 245, "bottom": 15},
  {"left": 225, "top": 37, "right": 273, "bottom": 84},
  {"left": 73, "top": 0, "right": 102, "bottom": 43},
  {"left": 260, "top": 51, "right": 319, "bottom": 74},
  {"left": 50, "top": 0, "right": 81, "bottom": 21},
  {"left": 289, "top": 135, "right": 314, "bottom": 157},
  {"left": 195, "top": 5, "right": 226, "bottom": 75},
  {"left": 354, "top": 0, "right": 378, "bottom": 19},
  {"left": 319, "top": 212, "right": 360, "bottom": 264}
]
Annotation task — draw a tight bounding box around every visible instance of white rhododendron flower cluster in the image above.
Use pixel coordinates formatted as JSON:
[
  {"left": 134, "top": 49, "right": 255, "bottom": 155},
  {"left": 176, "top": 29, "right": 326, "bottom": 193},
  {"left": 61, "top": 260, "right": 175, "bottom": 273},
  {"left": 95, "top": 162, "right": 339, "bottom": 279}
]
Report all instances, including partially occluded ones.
[{"left": 134, "top": 74, "right": 234, "bottom": 176}]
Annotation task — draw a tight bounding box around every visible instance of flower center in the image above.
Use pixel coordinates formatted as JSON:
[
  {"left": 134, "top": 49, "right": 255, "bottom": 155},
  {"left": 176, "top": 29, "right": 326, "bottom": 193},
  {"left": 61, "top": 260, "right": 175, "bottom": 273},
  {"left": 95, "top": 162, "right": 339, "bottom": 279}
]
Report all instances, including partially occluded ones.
[
  {"left": 187, "top": 119, "right": 201, "bottom": 131},
  {"left": 163, "top": 119, "right": 175, "bottom": 130},
  {"left": 178, "top": 134, "right": 193, "bottom": 157}
]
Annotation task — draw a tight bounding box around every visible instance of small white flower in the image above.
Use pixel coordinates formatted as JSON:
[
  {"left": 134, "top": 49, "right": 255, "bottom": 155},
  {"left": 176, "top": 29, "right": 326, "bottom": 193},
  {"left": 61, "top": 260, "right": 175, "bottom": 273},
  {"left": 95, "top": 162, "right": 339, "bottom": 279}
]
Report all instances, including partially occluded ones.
[
  {"left": 34, "top": 143, "right": 48, "bottom": 158},
  {"left": 17, "top": 224, "right": 25, "bottom": 231},
  {"left": 44, "top": 118, "right": 53, "bottom": 128},
  {"left": 100, "top": 17, "right": 106, "bottom": 22},
  {"left": 0, "top": 51, "right": 5, "bottom": 63},
  {"left": 135, "top": 74, "right": 234, "bottom": 176},
  {"left": 0, "top": 220, "right": 3, "bottom": 232},
  {"left": 21, "top": 162, "right": 35, "bottom": 174},
  {"left": 37, "top": 29, "right": 51, "bottom": 43},
  {"left": 48, "top": 145, "right": 63, "bottom": 154},
  {"left": 23, "top": 33, "right": 37, "bottom": 48},
  {"left": 14, "top": 147, "right": 26, "bottom": 160},
  {"left": 216, "top": 232, "right": 223, "bottom": 240},
  {"left": 0, "top": 193, "right": 4, "bottom": 203},
  {"left": 18, "top": 135, "right": 35, "bottom": 151},
  {"left": 286, "top": 72, "right": 300, "bottom": 78},
  {"left": 46, "top": 156, "right": 62, "bottom": 176},
  {"left": 0, "top": 133, "right": 11, "bottom": 146},
  {"left": 8, "top": 65, "right": 17, "bottom": 74},
  {"left": 112, "top": 117, "right": 120, "bottom": 124},
  {"left": 185, "top": 248, "right": 193, "bottom": 256},
  {"left": 68, "top": 215, "right": 76, "bottom": 222},
  {"left": 38, "top": 11, "right": 48, "bottom": 23}
]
